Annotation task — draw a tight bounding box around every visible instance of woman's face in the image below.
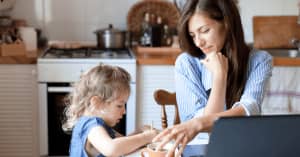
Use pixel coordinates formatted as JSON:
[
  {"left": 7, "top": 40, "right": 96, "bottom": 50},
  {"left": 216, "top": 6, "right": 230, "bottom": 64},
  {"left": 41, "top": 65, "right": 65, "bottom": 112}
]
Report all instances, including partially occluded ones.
[{"left": 188, "top": 13, "right": 227, "bottom": 55}]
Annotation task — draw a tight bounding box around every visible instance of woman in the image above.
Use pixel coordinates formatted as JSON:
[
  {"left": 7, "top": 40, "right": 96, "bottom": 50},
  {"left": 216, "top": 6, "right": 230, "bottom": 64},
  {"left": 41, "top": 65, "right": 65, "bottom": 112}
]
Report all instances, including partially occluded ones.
[{"left": 153, "top": 0, "right": 272, "bottom": 156}]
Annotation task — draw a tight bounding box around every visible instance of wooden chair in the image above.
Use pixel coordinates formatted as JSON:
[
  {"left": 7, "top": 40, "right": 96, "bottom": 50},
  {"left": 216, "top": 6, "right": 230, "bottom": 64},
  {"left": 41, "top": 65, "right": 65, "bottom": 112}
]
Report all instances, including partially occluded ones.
[{"left": 153, "top": 89, "right": 180, "bottom": 129}]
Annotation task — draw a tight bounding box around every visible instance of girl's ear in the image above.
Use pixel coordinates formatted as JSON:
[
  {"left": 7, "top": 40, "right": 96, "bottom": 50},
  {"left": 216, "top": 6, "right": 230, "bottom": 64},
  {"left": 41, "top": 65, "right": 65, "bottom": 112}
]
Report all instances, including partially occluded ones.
[{"left": 90, "top": 96, "right": 105, "bottom": 108}]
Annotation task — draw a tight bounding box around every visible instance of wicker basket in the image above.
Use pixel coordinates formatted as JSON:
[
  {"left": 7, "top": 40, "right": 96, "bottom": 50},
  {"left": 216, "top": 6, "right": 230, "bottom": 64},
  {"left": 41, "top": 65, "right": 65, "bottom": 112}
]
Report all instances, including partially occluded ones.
[{"left": 127, "top": 0, "right": 180, "bottom": 42}]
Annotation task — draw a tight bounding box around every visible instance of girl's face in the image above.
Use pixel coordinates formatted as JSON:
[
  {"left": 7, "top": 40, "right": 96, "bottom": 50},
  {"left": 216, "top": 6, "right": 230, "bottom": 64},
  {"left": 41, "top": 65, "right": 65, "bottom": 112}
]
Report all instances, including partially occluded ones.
[
  {"left": 188, "top": 13, "right": 227, "bottom": 56},
  {"left": 98, "top": 92, "right": 129, "bottom": 127}
]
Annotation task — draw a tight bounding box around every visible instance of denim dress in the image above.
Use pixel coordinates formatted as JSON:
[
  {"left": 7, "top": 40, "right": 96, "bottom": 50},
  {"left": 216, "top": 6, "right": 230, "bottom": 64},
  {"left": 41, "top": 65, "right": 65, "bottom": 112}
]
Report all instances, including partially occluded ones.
[{"left": 69, "top": 116, "right": 115, "bottom": 157}]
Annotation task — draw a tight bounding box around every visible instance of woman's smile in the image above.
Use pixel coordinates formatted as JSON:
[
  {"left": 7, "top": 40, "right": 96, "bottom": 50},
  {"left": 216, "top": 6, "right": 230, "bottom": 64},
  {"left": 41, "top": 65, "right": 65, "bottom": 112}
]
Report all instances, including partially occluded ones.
[{"left": 201, "top": 46, "right": 213, "bottom": 53}]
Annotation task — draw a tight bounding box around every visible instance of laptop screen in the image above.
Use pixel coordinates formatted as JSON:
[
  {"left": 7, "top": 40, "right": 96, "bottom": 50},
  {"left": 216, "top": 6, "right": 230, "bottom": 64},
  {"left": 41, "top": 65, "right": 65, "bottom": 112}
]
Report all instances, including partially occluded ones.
[{"left": 204, "top": 115, "right": 300, "bottom": 157}]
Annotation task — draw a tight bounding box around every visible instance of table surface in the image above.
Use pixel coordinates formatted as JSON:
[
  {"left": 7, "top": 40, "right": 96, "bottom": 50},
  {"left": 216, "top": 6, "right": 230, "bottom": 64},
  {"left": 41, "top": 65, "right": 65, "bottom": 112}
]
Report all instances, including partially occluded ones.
[{"left": 125, "top": 133, "right": 209, "bottom": 157}]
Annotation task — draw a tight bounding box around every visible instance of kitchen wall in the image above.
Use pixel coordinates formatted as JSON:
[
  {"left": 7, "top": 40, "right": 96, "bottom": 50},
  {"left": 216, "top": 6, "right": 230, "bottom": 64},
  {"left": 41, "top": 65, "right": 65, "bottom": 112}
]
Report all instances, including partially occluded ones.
[
  {"left": 239, "top": 0, "right": 298, "bottom": 43},
  {"left": 10, "top": 0, "right": 299, "bottom": 43},
  {"left": 11, "top": 0, "right": 140, "bottom": 42}
]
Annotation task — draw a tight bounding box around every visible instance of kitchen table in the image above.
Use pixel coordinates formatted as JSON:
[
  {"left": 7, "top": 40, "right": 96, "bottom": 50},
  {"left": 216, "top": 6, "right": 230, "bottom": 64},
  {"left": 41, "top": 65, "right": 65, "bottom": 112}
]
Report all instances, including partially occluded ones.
[
  {"left": 125, "top": 145, "right": 207, "bottom": 157},
  {"left": 125, "top": 142, "right": 177, "bottom": 157},
  {"left": 125, "top": 133, "right": 208, "bottom": 157}
]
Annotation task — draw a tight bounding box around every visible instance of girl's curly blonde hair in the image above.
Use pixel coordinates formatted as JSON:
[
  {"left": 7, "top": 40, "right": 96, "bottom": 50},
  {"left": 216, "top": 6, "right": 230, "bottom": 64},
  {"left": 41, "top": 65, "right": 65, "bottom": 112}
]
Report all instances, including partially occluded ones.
[{"left": 62, "top": 64, "right": 131, "bottom": 132}]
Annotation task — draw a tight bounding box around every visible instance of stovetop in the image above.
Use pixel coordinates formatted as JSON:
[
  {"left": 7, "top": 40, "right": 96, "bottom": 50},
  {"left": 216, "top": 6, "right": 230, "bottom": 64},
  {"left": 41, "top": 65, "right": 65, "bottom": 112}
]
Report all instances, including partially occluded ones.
[
  {"left": 41, "top": 47, "right": 134, "bottom": 59},
  {"left": 37, "top": 47, "right": 137, "bottom": 83}
]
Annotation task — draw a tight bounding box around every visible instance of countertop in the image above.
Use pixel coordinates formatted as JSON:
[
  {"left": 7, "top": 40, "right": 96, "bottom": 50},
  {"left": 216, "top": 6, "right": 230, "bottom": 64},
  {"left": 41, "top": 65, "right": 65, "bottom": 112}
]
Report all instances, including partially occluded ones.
[
  {"left": 273, "top": 57, "right": 300, "bottom": 66},
  {"left": 135, "top": 46, "right": 300, "bottom": 66},
  {"left": 136, "top": 53, "right": 179, "bottom": 65},
  {"left": 1, "top": 47, "right": 299, "bottom": 66},
  {"left": 0, "top": 50, "right": 40, "bottom": 64},
  {"left": 134, "top": 46, "right": 181, "bottom": 65}
]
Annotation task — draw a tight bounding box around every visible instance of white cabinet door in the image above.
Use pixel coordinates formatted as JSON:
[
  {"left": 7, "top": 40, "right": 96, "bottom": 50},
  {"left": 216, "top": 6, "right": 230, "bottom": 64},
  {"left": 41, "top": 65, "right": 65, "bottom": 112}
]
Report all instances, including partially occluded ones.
[
  {"left": 137, "top": 65, "right": 176, "bottom": 130},
  {"left": 262, "top": 66, "right": 300, "bottom": 114},
  {"left": 0, "top": 65, "right": 38, "bottom": 157}
]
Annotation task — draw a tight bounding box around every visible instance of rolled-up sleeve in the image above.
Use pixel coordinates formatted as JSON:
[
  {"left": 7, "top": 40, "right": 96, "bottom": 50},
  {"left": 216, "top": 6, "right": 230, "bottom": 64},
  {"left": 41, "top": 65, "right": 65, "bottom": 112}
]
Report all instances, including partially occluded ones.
[{"left": 232, "top": 50, "right": 273, "bottom": 115}]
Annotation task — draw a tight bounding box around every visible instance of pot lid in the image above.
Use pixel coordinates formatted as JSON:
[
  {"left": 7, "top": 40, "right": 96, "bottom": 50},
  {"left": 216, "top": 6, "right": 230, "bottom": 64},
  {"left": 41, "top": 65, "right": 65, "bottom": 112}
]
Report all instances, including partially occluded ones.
[{"left": 95, "top": 24, "right": 122, "bottom": 34}]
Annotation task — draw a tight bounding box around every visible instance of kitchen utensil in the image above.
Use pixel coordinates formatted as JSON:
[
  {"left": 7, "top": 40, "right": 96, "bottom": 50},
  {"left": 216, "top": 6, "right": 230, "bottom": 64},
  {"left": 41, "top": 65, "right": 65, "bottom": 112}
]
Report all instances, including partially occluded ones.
[
  {"left": 94, "top": 24, "right": 126, "bottom": 49},
  {"left": 48, "top": 41, "right": 82, "bottom": 49},
  {"left": 0, "top": 16, "right": 12, "bottom": 26}
]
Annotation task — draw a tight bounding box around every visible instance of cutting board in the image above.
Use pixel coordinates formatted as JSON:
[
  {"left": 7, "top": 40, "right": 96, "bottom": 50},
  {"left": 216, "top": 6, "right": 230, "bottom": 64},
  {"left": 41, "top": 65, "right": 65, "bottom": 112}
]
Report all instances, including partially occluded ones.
[{"left": 253, "top": 16, "right": 300, "bottom": 49}]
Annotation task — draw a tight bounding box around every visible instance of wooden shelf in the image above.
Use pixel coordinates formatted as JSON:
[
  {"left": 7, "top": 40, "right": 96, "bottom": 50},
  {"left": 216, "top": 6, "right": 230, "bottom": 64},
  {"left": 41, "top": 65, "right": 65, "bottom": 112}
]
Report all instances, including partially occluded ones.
[
  {"left": 134, "top": 46, "right": 182, "bottom": 55},
  {"left": 134, "top": 46, "right": 182, "bottom": 65}
]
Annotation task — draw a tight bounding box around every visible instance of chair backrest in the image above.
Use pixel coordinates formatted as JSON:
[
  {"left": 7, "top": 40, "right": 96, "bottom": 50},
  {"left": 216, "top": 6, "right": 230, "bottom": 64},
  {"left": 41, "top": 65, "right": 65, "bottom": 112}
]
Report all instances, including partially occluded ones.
[{"left": 153, "top": 89, "right": 180, "bottom": 129}]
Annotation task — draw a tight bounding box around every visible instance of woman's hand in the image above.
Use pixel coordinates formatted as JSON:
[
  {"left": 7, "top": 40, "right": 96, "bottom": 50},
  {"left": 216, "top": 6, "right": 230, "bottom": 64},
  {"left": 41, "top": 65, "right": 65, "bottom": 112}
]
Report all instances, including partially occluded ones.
[
  {"left": 152, "top": 118, "right": 200, "bottom": 157},
  {"left": 201, "top": 52, "right": 228, "bottom": 115},
  {"left": 201, "top": 52, "right": 228, "bottom": 79}
]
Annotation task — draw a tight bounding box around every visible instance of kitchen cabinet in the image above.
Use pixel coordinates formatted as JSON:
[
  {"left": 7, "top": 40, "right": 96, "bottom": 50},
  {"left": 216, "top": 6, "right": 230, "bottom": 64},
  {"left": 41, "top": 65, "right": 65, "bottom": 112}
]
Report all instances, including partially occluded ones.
[
  {"left": 0, "top": 65, "right": 38, "bottom": 157},
  {"left": 136, "top": 65, "right": 176, "bottom": 130},
  {"left": 136, "top": 62, "right": 300, "bottom": 129},
  {"left": 261, "top": 66, "right": 300, "bottom": 114}
]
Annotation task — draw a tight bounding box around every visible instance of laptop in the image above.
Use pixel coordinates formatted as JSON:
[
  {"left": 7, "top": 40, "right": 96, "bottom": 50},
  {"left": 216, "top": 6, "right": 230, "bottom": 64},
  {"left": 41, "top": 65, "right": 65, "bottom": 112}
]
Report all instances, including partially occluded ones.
[{"left": 183, "top": 115, "right": 300, "bottom": 157}]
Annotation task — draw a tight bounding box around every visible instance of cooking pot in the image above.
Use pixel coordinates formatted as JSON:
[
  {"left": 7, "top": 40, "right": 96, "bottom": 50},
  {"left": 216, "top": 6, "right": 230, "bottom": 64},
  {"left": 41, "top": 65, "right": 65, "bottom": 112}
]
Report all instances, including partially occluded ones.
[{"left": 94, "top": 24, "right": 126, "bottom": 49}]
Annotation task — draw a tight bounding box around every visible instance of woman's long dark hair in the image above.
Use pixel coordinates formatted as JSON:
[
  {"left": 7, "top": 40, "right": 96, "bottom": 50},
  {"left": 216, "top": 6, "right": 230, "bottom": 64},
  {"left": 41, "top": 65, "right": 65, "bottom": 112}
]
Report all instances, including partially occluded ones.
[{"left": 178, "top": 0, "right": 250, "bottom": 108}]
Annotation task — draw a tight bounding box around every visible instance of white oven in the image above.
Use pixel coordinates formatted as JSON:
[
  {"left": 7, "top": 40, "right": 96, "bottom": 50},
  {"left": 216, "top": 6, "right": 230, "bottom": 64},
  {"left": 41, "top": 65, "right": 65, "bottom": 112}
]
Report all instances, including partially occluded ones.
[{"left": 37, "top": 47, "right": 136, "bottom": 156}]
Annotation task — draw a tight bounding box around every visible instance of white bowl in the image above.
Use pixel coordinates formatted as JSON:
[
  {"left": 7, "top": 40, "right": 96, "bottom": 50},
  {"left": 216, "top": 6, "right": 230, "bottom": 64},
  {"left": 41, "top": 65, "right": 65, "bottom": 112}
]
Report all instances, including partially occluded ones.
[{"left": 289, "top": 50, "right": 298, "bottom": 58}]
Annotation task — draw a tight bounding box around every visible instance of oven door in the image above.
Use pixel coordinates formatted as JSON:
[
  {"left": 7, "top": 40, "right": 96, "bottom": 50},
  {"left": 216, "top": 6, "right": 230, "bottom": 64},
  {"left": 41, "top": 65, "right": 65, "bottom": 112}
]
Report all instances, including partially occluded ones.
[
  {"left": 39, "top": 83, "right": 72, "bottom": 156},
  {"left": 48, "top": 84, "right": 73, "bottom": 156},
  {"left": 39, "top": 83, "right": 126, "bottom": 156}
]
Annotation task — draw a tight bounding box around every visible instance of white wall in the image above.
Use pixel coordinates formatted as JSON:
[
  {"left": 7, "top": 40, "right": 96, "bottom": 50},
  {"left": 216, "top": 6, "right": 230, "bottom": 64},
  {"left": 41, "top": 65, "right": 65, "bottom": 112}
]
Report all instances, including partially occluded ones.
[
  {"left": 239, "top": 0, "right": 298, "bottom": 43},
  {"left": 11, "top": 0, "right": 142, "bottom": 41},
  {"left": 9, "top": 0, "right": 299, "bottom": 43}
]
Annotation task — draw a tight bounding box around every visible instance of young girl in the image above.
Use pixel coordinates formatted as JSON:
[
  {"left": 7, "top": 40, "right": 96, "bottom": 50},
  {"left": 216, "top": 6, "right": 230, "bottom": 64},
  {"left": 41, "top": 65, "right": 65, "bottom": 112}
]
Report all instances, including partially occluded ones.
[{"left": 62, "top": 64, "right": 157, "bottom": 157}]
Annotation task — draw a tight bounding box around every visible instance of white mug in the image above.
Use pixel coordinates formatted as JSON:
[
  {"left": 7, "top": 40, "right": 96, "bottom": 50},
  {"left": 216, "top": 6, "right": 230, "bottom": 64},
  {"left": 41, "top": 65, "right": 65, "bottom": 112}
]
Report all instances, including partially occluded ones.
[{"left": 141, "top": 142, "right": 174, "bottom": 157}]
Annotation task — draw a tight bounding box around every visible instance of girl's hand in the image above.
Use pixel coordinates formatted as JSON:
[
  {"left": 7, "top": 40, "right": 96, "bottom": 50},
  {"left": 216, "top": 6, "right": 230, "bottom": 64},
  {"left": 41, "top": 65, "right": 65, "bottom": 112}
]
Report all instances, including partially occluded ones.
[
  {"left": 201, "top": 52, "right": 228, "bottom": 79},
  {"left": 143, "top": 128, "right": 160, "bottom": 143},
  {"left": 152, "top": 118, "right": 199, "bottom": 157}
]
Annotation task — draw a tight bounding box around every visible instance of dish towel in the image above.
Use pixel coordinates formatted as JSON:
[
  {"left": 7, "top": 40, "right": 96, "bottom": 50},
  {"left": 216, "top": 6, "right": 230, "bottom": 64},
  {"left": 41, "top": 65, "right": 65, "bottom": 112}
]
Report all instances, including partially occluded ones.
[{"left": 261, "top": 67, "right": 300, "bottom": 114}]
